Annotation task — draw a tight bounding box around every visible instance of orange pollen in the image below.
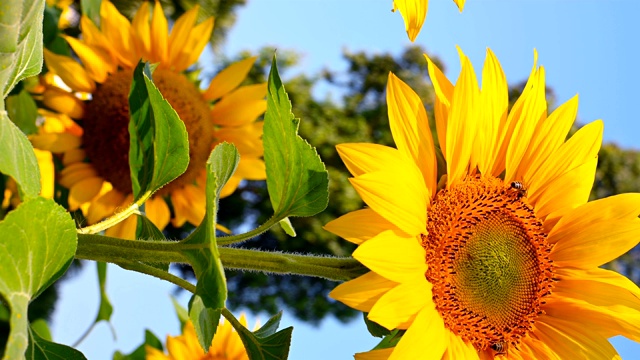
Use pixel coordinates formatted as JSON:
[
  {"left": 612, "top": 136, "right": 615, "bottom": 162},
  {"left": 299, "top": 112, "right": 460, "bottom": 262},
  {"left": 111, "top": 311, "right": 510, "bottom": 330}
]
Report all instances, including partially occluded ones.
[
  {"left": 83, "top": 69, "right": 214, "bottom": 195},
  {"left": 423, "top": 176, "right": 554, "bottom": 353}
]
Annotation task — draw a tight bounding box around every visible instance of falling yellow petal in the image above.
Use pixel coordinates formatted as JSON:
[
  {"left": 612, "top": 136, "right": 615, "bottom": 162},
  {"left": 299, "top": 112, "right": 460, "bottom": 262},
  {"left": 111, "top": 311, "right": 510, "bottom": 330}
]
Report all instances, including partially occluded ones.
[{"left": 393, "top": 0, "right": 427, "bottom": 42}]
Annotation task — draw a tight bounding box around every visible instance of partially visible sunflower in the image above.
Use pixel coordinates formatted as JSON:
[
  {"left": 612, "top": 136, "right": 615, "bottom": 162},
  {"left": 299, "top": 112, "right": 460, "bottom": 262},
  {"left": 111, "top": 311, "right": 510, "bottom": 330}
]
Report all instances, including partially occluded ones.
[
  {"left": 326, "top": 48, "right": 640, "bottom": 359},
  {"left": 32, "top": 0, "right": 267, "bottom": 238},
  {"left": 393, "top": 0, "right": 466, "bottom": 41},
  {"left": 146, "top": 317, "right": 251, "bottom": 360}
]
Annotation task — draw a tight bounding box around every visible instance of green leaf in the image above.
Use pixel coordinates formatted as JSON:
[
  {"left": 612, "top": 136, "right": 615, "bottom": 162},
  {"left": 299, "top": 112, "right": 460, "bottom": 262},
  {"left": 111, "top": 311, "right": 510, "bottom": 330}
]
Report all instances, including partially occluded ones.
[
  {"left": 29, "top": 319, "right": 52, "bottom": 342},
  {"left": 26, "top": 328, "right": 86, "bottom": 360},
  {"left": 263, "top": 55, "right": 329, "bottom": 219},
  {"left": 188, "top": 295, "right": 221, "bottom": 352},
  {"left": 5, "top": 89, "right": 38, "bottom": 135},
  {"left": 112, "top": 330, "right": 162, "bottom": 360},
  {"left": 0, "top": 198, "right": 77, "bottom": 360},
  {"left": 135, "top": 214, "right": 168, "bottom": 271},
  {"left": 0, "top": 111, "right": 40, "bottom": 200},
  {"left": 225, "top": 311, "right": 292, "bottom": 360},
  {"left": 91, "top": 262, "right": 115, "bottom": 340},
  {"left": 0, "top": 0, "right": 44, "bottom": 100},
  {"left": 171, "top": 297, "right": 189, "bottom": 330},
  {"left": 128, "top": 61, "right": 189, "bottom": 200},
  {"left": 278, "top": 217, "right": 296, "bottom": 237},
  {"left": 179, "top": 143, "right": 238, "bottom": 349},
  {"left": 80, "top": 0, "right": 101, "bottom": 26}
]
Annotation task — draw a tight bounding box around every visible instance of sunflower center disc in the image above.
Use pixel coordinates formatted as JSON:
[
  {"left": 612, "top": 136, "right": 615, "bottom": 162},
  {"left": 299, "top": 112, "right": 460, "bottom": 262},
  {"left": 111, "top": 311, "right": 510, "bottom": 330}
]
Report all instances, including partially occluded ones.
[
  {"left": 83, "top": 69, "right": 214, "bottom": 195},
  {"left": 423, "top": 176, "right": 554, "bottom": 352}
]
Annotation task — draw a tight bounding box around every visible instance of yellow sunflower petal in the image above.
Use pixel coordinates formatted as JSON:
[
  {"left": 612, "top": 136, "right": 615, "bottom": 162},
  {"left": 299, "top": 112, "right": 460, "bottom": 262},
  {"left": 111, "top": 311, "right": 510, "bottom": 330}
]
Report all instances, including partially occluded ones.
[
  {"left": 62, "top": 148, "right": 87, "bottom": 166},
  {"left": 336, "top": 143, "right": 404, "bottom": 178},
  {"left": 424, "top": 53, "right": 453, "bottom": 157},
  {"left": 69, "top": 177, "right": 105, "bottom": 209},
  {"left": 550, "top": 218, "right": 640, "bottom": 269},
  {"left": 180, "top": 18, "right": 214, "bottom": 71},
  {"left": 167, "top": 5, "right": 199, "bottom": 64},
  {"left": 389, "top": 304, "right": 446, "bottom": 360},
  {"left": 453, "top": 0, "right": 466, "bottom": 11},
  {"left": 43, "top": 49, "right": 96, "bottom": 93},
  {"left": 329, "top": 272, "right": 398, "bottom": 312},
  {"left": 31, "top": 132, "right": 82, "bottom": 154},
  {"left": 521, "top": 95, "right": 579, "bottom": 182},
  {"left": 534, "top": 319, "right": 620, "bottom": 359},
  {"left": 443, "top": 329, "right": 479, "bottom": 360},
  {"left": 215, "top": 124, "right": 264, "bottom": 158},
  {"left": 548, "top": 193, "right": 640, "bottom": 243},
  {"left": 42, "top": 86, "right": 85, "bottom": 119},
  {"left": 352, "top": 231, "right": 426, "bottom": 284},
  {"left": 368, "top": 279, "right": 431, "bottom": 330},
  {"left": 235, "top": 158, "right": 266, "bottom": 181},
  {"left": 100, "top": 0, "right": 136, "bottom": 68},
  {"left": 505, "top": 66, "right": 547, "bottom": 183},
  {"left": 219, "top": 176, "right": 242, "bottom": 199},
  {"left": 531, "top": 157, "right": 597, "bottom": 220},
  {"left": 63, "top": 35, "right": 115, "bottom": 83},
  {"left": 393, "top": 0, "right": 427, "bottom": 42},
  {"left": 355, "top": 348, "right": 394, "bottom": 360},
  {"left": 145, "top": 196, "right": 170, "bottom": 231},
  {"left": 145, "top": 345, "right": 169, "bottom": 360},
  {"left": 34, "top": 149, "right": 54, "bottom": 199},
  {"left": 349, "top": 167, "right": 428, "bottom": 236},
  {"left": 171, "top": 184, "right": 206, "bottom": 227},
  {"left": 324, "top": 208, "right": 398, "bottom": 245},
  {"left": 211, "top": 84, "right": 267, "bottom": 127},
  {"left": 86, "top": 188, "right": 125, "bottom": 224},
  {"left": 204, "top": 57, "right": 258, "bottom": 101},
  {"left": 80, "top": 16, "right": 113, "bottom": 54},
  {"left": 131, "top": 1, "right": 151, "bottom": 60},
  {"left": 527, "top": 120, "right": 603, "bottom": 198},
  {"left": 105, "top": 211, "right": 137, "bottom": 239},
  {"left": 58, "top": 162, "right": 97, "bottom": 188},
  {"left": 387, "top": 72, "right": 437, "bottom": 194},
  {"left": 446, "top": 48, "right": 480, "bottom": 187},
  {"left": 478, "top": 48, "right": 508, "bottom": 177}
]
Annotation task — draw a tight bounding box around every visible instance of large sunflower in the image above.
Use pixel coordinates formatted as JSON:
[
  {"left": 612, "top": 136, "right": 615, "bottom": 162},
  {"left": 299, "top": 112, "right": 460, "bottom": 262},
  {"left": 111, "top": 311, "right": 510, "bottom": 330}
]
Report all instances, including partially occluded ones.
[
  {"left": 146, "top": 317, "right": 250, "bottom": 360},
  {"left": 393, "top": 0, "right": 466, "bottom": 42},
  {"left": 326, "top": 48, "right": 640, "bottom": 359},
  {"left": 32, "top": 0, "right": 266, "bottom": 238}
]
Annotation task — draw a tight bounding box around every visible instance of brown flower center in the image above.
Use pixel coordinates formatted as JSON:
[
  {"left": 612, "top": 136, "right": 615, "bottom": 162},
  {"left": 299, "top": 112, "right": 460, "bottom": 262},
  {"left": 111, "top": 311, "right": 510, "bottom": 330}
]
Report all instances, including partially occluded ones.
[
  {"left": 83, "top": 68, "right": 214, "bottom": 195},
  {"left": 423, "top": 176, "right": 554, "bottom": 354}
]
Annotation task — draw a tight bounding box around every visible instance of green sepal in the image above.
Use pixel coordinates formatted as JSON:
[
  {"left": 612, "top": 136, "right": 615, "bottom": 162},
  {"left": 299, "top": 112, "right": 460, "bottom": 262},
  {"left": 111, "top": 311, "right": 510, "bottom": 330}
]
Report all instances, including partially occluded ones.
[
  {"left": 128, "top": 61, "right": 189, "bottom": 200},
  {"left": 112, "top": 329, "right": 163, "bottom": 360},
  {"left": 171, "top": 297, "right": 189, "bottom": 330},
  {"left": 263, "top": 55, "right": 329, "bottom": 219},
  {"left": 372, "top": 329, "right": 405, "bottom": 350},
  {"left": 4, "top": 89, "right": 37, "bottom": 135},
  {"left": 225, "top": 310, "right": 292, "bottom": 360},
  {"left": 363, "top": 313, "right": 391, "bottom": 338},
  {"left": 0, "top": 198, "right": 77, "bottom": 360}
]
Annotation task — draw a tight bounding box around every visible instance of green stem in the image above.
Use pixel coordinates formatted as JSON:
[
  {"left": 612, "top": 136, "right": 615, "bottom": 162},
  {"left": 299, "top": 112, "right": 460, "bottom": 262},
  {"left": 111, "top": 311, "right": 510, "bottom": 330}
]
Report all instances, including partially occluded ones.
[
  {"left": 76, "top": 234, "right": 189, "bottom": 264},
  {"left": 218, "top": 247, "right": 367, "bottom": 282},
  {"left": 217, "top": 215, "right": 281, "bottom": 246},
  {"left": 116, "top": 261, "right": 196, "bottom": 293},
  {"left": 77, "top": 191, "right": 152, "bottom": 234}
]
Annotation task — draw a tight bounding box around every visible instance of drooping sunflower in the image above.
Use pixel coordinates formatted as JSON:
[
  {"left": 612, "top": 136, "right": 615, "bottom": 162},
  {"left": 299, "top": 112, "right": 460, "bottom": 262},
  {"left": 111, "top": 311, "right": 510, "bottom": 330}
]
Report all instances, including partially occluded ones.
[
  {"left": 146, "top": 317, "right": 250, "bottom": 360},
  {"left": 326, "top": 48, "right": 640, "bottom": 359},
  {"left": 32, "top": 0, "right": 266, "bottom": 238},
  {"left": 393, "top": 0, "right": 466, "bottom": 42}
]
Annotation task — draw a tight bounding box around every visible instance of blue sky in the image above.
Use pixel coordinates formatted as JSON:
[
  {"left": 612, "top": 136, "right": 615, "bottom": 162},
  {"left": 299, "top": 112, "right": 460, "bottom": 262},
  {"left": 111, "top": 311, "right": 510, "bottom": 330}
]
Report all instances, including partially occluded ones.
[{"left": 51, "top": 0, "right": 640, "bottom": 359}]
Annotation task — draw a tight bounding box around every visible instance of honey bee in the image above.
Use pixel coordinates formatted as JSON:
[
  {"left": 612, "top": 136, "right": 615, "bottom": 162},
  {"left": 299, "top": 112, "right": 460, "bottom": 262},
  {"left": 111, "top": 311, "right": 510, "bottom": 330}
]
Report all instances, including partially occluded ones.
[
  {"left": 510, "top": 181, "right": 527, "bottom": 198},
  {"left": 490, "top": 342, "right": 508, "bottom": 357}
]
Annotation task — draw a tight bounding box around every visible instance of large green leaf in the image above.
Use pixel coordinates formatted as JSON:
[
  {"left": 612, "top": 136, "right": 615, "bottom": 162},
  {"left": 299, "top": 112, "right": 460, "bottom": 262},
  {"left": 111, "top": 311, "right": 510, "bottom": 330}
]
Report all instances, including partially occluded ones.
[
  {"left": 188, "top": 295, "right": 221, "bottom": 352},
  {"left": 92, "top": 262, "right": 115, "bottom": 337},
  {"left": 180, "top": 143, "right": 238, "bottom": 349},
  {"left": 128, "top": 62, "right": 189, "bottom": 200},
  {"left": 0, "top": 0, "right": 44, "bottom": 100},
  {"left": 263, "top": 56, "right": 329, "bottom": 219},
  {"left": 225, "top": 311, "right": 292, "bottom": 360},
  {"left": 26, "top": 328, "right": 86, "bottom": 360},
  {"left": 0, "top": 197, "right": 77, "bottom": 360},
  {"left": 0, "top": 112, "right": 40, "bottom": 199}
]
